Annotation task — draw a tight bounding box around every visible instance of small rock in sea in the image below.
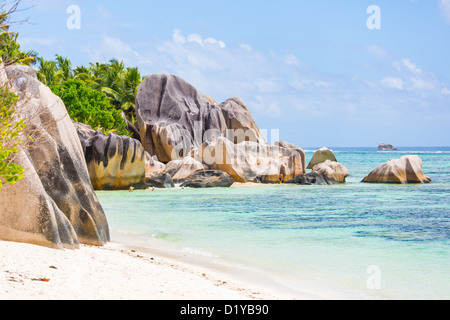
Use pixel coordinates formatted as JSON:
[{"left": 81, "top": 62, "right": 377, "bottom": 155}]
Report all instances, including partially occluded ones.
[
  {"left": 179, "top": 170, "right": 235, "bottom": 188},
  {"left": 378, "top": 143, "right": 398, "bottom": 151}
]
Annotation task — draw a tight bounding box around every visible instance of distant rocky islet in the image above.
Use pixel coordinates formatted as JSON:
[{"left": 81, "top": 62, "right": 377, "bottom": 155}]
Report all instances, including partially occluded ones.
[{"left": 378, "top": 143, "right": 398, "bottom": 151}]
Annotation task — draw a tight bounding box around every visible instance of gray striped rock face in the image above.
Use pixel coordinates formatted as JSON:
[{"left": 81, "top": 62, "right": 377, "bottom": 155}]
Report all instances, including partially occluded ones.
[
  {"left": 135, "top": 73, "right": 266, "bottom": 163},
  {"left": 135, "top": 73, "right": 306, "bottom": 184},
  {"left": 74, "top": 122, "right": 151, "bottom": 190},
  {"left": 0, "top": 64, "right": 109, "bottom": 249}
]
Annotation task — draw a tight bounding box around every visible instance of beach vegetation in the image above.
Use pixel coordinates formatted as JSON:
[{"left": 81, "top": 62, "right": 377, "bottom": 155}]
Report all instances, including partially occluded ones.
[
  {"left": 37, "top": 56, "right": 143, "bottom": 125},
  {"left": 0, "top": 2, "right": 37, "bottom": 67},
  {"left": 0, "top": 84, "right": 25, "bottom": 191},
  {"left": 2, "top": 0, "right": 142, "bottom": 144},
  {"left": 0, "top": 1, "right": 29, "bottom": 191},
  {"left": 50, "top": 79, "right": 129, "bottom": 136}
]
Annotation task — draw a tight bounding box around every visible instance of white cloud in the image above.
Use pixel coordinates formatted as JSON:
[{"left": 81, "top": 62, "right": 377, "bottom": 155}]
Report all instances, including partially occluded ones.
[
  {"left": 411, "top": 77, "right": 436, "bottom": 91},
  {"left": 387, "top": 57, "right": 449, "bottom": 96},
  {"left": 86, "top": 35, "right": 139, "bottom": 65},
  {"left": 240, "top": 43, "right": 253, "bottom": 51},
  {"left": 251, "top": 96, "right": 283, "bottom": 117},
  {"left": 284, "top": 54, "right": 301, "bottom": 66},
  {"left": 289, "top": 79, "right": 311, "bottom": 90},
  {"left": 442, "top": 87, "right": 450, "bottom": 95},
  {"left": 289, "top": 79, "right": 331, "bottom": 91},
  {"left": 173, "top": 29, "right": 186, "bottom": 44},
  {"left": 97, "top": 5, "right": 113, "bottom": 20},
  {"left": 204, "top": 38, "right": 226, "bottom": 48},
  {"left": 22, "top": 0, "right": 72, "bottom": 11},
  {"left": 149, "top": 29, "right": 345, "bottom": 119},
  {"left": 255, "top": 79, "right": 282, "bottom": 93},
  {"left": 19, "top": 37, "right": 57, "bottom": 47},
  {"left": 439, "top": 0, "right": 450, "bottom": 24},
  {"left": 351, "top": 75, "right": 376, "bottom": 88},
  {"left": 314, "top": 81, "right": 332, "bottom": 88},
  {"left": 79, "top": 28, "right": 449, "bottom": 130},
  {"left": 187, "top": 33, "right": 203, "bottom": 45},
  {"left": 366, "top": 44, "right": 389, "bottom": 59},
  {"left": 402, "top": 58, "right": 422, "bottom": 74},
  {"left": 393, "top": 58, "right": 422, "bottom": 74},
  {"left": 173, "top": 30, "right": 226, "bottom": 48},
  {"left": 381, "top": 77, "right": 404, "bottom": 90}
]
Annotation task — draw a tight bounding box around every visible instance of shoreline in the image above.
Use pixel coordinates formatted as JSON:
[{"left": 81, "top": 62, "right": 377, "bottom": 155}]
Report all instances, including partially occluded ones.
[
  {"left": 107, "top": 231, "right": 325, "bottom": 300},
  {"left": 0, "top": 237, "right": 313, "bottom": 300}
]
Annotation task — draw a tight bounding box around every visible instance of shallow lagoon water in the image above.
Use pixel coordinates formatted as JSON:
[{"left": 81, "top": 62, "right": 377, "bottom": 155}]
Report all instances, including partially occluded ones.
[{"left": 97, "top": 147, "right": 450, "bottom": 299}]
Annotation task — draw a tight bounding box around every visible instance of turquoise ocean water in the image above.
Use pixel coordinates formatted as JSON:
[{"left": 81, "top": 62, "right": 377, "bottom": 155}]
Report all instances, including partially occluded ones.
[{"left": 96, "top": 147, "right": 450, "bottom": 300}]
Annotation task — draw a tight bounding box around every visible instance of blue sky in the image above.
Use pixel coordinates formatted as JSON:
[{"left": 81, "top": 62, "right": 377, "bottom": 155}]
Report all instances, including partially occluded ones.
[{"left": 11, "top": 0, "right": 450, "bottom": 147}]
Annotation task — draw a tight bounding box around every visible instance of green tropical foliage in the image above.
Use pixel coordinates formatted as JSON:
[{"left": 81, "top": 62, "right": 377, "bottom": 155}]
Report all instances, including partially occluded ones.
[
  {"left": 0, "top": 6, "right": 37, "bottom": 66},
  {"left": 50, "top": 79, "right": 129, "bottom": 136},
  {"left": 0, "top": 85, "right": 25, "bottom": 190},
  {"left": 0, "top": 2, "right": 144, "bottom": 190},
  {"left": 37, "top": 56, "right": 143, "bottom": 124},
  {"left": 36, "top": 57, "right": 57, "bottom": 86},
  {"left": 0, "top": 1, "right": 29, "bottom": 191}
]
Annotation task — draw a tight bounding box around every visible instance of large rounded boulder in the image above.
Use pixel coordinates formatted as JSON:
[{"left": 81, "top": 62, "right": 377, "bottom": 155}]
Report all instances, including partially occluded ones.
[
  {"left": 0, "top": 64, "right": 110, "bottom": 249},
  {"left": 74, "top": 122, "right": 152, "bottom": 190},
  {"left": 312, "top": 160, "right": 348, "bottom": 183},
  {"left": 362, "top": 155, "right": 431, "bottom": 184},
  {"left": 135, "top": 73, "right": 266, "bottom": 163},
  {"left": 307, "top": 147, "right": 338, "bottom": 170},
  {"left": 196, "top": 137, "right": 304, "bottom": 183}
]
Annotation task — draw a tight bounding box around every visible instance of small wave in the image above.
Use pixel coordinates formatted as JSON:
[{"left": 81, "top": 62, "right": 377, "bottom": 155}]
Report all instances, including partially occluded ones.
[
  {"left": 377, "top": 150, "right": 450, "bottom": 154},
  {"left": 182, "top": 247, "right": 218, "bottom": 258}
]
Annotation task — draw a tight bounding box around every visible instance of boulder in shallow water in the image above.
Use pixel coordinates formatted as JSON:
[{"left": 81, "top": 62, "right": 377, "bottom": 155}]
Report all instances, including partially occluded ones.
[
  {"left": 145, "top": 172, "right": 175, "bottom": 189},
  {"left": 163, "top": 156, "right": 205, "bottom": 183},
  {"left": 145, "top": 153, "right": 166, "bottom": 177},
  {"left": 312, "top": 160, "right": 348, "bottom": 183},
  {"left": 180, "top": 170, "right": 235, "bottom": 188},
  {"left": 362, "top": 155, "right": 431, "bottom": 184},
  {"left": 288, "top": 172, "right": 340, "bottom": 185},
  {"left": 197, "top": 137, "right": 304, "bottom": 183},
  {"left": 274, "top": 141, "right": 306, "bottom": 174},
  {"left": 307, "top": 147, "right": 338, "bottom": 169},
  {"left": 74, "top": 122, "right": 150, "bottom": 190}
]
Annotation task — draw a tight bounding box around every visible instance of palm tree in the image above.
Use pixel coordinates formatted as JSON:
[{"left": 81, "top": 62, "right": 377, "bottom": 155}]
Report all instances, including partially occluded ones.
[
  {"left": 0, "top": 10, "right": 37, "bottom": 66},
  {"left": 35, "top": 57, "right": 58, "bottom": 86},
  {"left": 36, "top": 55, "right": 75, "bottom": 86},
  {"left": 73, "top": 65, "right": 90, "bottom": 80},
  {"left": 119, "top": 67, "right": 141, "bottom": 122},
  {"left": 88, "top": 59, "right": 142, "bottom": 121},
  {"left": 98, "top": 59, "right": 125, "bottom": 105},
  {"left": 55, "top": 54, "right": 73, "bottom": 82},
  {"left": 35, "top": 56, "right": 143, "bottom": 123}
]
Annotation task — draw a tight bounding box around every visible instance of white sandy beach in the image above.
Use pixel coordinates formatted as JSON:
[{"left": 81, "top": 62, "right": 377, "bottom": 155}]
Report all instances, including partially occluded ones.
[{"left": 0, "top": 239, "right": 303, "bottom": 300}]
